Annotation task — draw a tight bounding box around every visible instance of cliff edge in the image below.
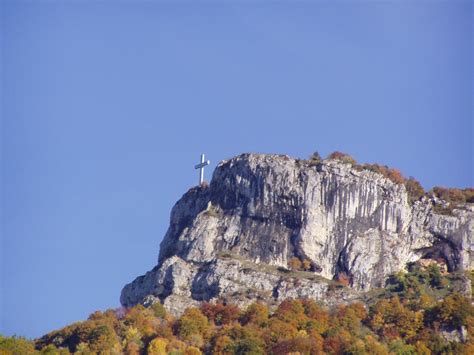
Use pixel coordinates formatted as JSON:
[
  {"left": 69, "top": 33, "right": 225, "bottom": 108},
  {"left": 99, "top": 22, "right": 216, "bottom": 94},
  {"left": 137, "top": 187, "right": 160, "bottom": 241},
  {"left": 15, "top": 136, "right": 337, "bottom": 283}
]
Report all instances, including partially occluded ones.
[{"left": 121, "top": 154, "right": 474, "bottom": 314}]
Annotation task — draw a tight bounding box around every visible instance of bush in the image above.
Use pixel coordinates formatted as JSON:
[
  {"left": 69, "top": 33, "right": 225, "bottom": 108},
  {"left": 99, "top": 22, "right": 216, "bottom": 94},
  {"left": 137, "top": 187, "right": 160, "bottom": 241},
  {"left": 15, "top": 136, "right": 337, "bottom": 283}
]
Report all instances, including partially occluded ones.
[
  {"left": 151, "top": 302, "right": 167, "bottom": 319},
  {"left": 464, "top": 188, "right": 474, "bottom": 203},
  {"left": 327, "top": 151, "right": 357, "bottom": 165},
  {"left": 301, "top": 259, "right": 312, "bottom": 271},
  {"left": 427, "top": 264, "right": 442, "bottom": 288},
  {"left": 432, "top": 187, "right": 474, "bottom": 205},
  {"left": 361, "top": 164, "right": 428, "bottom": 204},
  {"left": 308, "top": 152, "right": 322, "bottom": 165},
  {"left": 430, "top": 187, "right": 474, "bottom": 215},
  {"left": 404, "top": 177, "right": 425, "bottom": 203},
  {"left": 386, "top": 168, "right": 405, "bottom": 184},
  {"left": 336, "top": 272, "right": 351, "bottom": 286},
  {"left": 363, "top": 163, "right": 406, "bottom": 185},
  {"left": 288, "top": 257, "right": 302, "bottom": 271}
]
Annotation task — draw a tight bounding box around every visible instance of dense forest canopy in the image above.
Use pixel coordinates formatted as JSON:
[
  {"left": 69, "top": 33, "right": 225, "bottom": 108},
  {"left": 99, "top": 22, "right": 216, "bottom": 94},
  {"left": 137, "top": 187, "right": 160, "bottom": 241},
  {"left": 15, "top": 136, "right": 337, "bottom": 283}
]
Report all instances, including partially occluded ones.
[{"left": 2, "top": 265, "right": 474, "bottom": 354}]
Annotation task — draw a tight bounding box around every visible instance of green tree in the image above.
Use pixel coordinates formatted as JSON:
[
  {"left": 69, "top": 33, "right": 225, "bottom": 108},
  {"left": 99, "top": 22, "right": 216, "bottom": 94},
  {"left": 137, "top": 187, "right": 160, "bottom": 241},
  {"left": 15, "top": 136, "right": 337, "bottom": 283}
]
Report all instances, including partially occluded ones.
[
  {"left": 435, "top": 293, "right": 474, "bottom": 328},
  {"left": 0, "top": 335, "right": 37, "bottom": 355},
  {"left": 175, "top": 308, "right": 209, "bottom": 341},
  {"left": 88, "top": 324, "right": 120, "bottom": 353},
  {"left": 240, "top": 302, "right": 269, "bottom": 326},
  {"left": 388, "top": 339, "right": 416, "bottom": 355},
  {"left": 151, "top": 302, "right": 167, "bottom": 319},
  {"left": 274, "top": 299, "right": 308, "bottom": 329}
]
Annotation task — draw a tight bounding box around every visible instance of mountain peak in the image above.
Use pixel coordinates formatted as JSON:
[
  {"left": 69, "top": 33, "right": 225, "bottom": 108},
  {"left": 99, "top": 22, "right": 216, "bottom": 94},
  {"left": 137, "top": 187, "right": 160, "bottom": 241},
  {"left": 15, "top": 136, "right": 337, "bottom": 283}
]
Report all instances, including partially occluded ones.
[{"left": 121, "top": 153, "right": 473, "bottom": 315}]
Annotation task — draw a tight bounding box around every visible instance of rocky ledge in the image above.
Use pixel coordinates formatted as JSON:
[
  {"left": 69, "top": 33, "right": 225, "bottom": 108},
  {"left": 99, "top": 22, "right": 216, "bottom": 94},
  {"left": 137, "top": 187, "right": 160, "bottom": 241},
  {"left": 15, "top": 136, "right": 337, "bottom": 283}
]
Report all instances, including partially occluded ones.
[{"left": 121, "top": 154, "right": 474, "bottom": 315}]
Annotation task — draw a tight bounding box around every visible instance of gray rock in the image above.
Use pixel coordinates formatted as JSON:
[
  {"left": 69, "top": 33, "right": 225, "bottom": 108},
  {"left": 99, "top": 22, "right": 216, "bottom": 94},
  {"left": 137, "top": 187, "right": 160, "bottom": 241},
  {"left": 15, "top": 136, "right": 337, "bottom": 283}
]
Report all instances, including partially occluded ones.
[
  {"left": 121, "top": 154, "right": 474, "bottom": 314},
  {"left": 440, "top": 325, "right": 468, "bottom": 343}
]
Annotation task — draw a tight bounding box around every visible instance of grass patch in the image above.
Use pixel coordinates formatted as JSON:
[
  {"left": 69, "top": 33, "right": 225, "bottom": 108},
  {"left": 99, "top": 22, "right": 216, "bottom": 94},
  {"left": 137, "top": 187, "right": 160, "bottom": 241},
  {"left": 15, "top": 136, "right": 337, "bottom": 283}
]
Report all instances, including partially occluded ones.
[{"left": 215, "top": 252, "right": 332, "bottom": 284}]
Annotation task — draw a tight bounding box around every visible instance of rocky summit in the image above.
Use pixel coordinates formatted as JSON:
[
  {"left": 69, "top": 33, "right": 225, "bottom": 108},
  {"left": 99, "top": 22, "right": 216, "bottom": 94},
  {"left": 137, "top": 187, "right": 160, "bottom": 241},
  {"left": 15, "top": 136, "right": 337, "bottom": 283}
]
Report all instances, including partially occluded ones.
[{"left": 120, "top": 153, "right": 474, "bottom": 315}]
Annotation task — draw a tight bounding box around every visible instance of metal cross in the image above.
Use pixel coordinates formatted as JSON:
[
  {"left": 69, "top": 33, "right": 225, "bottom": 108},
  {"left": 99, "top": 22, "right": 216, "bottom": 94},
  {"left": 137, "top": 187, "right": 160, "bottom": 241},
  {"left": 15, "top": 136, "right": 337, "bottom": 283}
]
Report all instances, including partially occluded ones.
[{"left": 194, "top": 154, "right": 210, "bottom": 185}]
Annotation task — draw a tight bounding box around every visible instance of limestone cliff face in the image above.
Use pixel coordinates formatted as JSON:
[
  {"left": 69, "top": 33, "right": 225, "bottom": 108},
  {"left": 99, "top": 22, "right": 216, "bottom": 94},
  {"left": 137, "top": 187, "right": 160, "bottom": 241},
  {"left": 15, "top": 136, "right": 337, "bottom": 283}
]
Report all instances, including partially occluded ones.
[{"left": 121, "top": 154, "right": 473, "bottom": 314}]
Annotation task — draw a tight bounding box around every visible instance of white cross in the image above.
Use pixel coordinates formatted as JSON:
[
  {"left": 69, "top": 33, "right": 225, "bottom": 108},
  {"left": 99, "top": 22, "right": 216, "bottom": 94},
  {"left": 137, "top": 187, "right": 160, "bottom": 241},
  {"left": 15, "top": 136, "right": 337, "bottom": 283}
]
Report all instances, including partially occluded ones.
[{"left": 194, "top": 154, "right": 210, "bottom": 185}]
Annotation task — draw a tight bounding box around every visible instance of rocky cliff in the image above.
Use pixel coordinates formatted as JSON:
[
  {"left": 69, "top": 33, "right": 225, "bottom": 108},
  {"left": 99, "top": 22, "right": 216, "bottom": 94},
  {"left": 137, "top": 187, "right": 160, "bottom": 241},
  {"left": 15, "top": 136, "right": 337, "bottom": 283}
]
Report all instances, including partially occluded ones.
[{"left": 121, "top": 154, "right": 474, "bottom": 314}]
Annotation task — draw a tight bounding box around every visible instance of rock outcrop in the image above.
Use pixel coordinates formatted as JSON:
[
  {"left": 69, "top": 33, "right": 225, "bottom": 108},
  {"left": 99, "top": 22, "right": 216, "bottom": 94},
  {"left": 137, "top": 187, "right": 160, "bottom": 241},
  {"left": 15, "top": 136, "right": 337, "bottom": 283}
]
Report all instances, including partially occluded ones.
[{"left": 121, "top": 154, "right": 474, "bottom": 314}]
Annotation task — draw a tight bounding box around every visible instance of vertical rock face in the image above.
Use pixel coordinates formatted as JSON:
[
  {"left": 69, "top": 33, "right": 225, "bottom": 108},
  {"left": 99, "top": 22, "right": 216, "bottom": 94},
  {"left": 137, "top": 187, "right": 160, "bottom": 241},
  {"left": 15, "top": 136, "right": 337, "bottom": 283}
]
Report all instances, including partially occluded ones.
[{"left": 121, "top": 154, "right": 473, "bottom": 314}]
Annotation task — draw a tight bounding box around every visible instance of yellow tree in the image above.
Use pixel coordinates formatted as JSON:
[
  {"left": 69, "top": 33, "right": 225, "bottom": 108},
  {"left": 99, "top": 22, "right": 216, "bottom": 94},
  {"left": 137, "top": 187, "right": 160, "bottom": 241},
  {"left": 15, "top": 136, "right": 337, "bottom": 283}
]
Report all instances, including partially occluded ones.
[{"left": 147, "top": 337, "right": 168, "bottom": 355}]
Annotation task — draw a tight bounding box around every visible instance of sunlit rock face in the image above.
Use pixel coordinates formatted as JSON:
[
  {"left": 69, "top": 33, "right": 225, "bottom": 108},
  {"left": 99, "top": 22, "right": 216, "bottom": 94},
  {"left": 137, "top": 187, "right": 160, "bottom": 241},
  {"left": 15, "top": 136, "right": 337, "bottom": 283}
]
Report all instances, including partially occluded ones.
[{"left": 121, "top": 154, "right": 473, "bottom": 314}]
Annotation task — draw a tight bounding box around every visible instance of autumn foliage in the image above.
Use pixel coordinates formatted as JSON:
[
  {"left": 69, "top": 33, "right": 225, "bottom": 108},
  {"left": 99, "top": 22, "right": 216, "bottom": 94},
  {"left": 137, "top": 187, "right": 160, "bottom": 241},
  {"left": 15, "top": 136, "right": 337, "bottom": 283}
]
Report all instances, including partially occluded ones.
[
  {"left": 3, "top": 262, "right": 474, "bottom": 354},
  {"left": 288, "top": 257, "right": 313, "bottom": 272},
  {"left": 310, "top": 150, "right": 474, "bottom": 211},
  {"left": 432, "top": 187, "right": 474, "bottom": 204},
  {"left": 16, "top": 267, "right": 473, "bottom": 355},
  {"left": 322, "top": 151, "right": 429, "bottom": 204},
  {"left": 326, "top": 151, "right": 357, "bottom": 165}
]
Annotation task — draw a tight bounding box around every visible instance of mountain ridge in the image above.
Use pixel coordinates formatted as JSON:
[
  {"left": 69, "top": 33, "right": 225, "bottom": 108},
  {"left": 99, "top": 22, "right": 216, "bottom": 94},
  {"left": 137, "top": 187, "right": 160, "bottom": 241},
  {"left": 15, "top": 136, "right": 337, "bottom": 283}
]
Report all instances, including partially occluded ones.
[{"left": 121, "top": 152, "right": 474, "bottom": 315}]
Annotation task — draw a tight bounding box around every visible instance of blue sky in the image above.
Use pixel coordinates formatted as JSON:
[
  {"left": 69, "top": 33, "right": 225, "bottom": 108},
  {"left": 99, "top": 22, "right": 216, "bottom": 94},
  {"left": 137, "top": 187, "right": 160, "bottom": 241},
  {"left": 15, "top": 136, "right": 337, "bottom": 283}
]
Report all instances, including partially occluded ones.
[{"left": 1, "top": 0, "right": 472, "bottom": 338}]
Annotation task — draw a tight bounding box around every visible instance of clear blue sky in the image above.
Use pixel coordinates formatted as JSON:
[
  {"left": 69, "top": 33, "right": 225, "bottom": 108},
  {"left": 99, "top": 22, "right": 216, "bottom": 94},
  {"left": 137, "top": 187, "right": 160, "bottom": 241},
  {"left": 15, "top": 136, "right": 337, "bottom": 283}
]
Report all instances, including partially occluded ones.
[{"left": 1, "top": 0, "right": 472, "bottom": 339}]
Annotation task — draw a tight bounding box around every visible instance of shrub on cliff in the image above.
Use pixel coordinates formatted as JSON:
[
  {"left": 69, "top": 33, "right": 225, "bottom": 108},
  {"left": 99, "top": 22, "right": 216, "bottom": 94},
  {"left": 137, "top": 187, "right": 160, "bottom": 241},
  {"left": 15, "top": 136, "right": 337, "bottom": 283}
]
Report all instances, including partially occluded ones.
[
  {"left": 327, "top": 151, "right": 357, "bottom": 165},
  {"left": 323, "top": 152, "right": 428, "bottom": 204},
  {"left": 151, "top": 302, "right": 167, "bottom": 319},
  {"left": 308, "top": 151, "right": 322, "bottom": 166},
  {"left": 404, "top": 177, "right": 425, "bottom": 203},
  {"left": 432, "top": 187, "right": 474, "bottom": 205},
  {"left": 430, "top": 187, "right": 474, "bottom": 215},
  {"left": 362, "top": 163, "right": 405, "bottom": 184},
  {"left": 288, "top": 257, "right": 302, "bottom": 271}
]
